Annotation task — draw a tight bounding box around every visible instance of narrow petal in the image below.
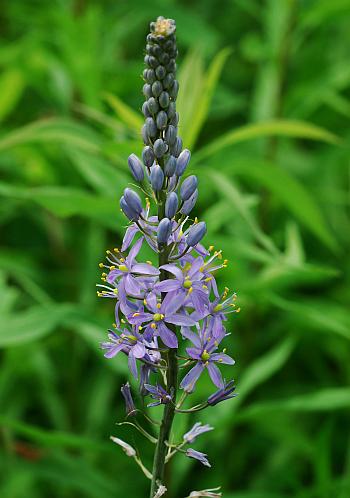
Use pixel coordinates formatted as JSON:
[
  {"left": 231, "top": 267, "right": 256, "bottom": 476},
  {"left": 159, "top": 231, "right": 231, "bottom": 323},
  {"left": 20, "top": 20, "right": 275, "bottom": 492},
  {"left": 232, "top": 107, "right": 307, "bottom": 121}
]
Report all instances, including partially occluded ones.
[
  {"left": 128, "top": 351, "right": 138, "bottom": 379},
  {"left": 122, "top": 225, "right": 138, "bottom": 251},
  {"left": 181, "top": 326, "right": 201, "bottom": 348},
  {"left": 166, "top": 313, "right": 196, "bottom": 326},
  {"left": 127, "top": 312, "right": 153, "bottom": 325},
  {"left": 157, "top": 322, "right": 178, "bottom": 348},
  {"left": 186, "top": 347, "right": 202, "bottom": 360},
  {"left": 127, "top": 237, "right": 143, "bottom": 266},
  {"left": 132, "top": 342, "right": 146, "bottom": 359},
  {"left": 103, "top": 343, "right": 124, "bottom": 358},
  {"left": 124, "top": 274, "right": 142, "bottom": 296},
  {"left": 154, "top": 279, "right": 181, "bottom": 293},
  {"left": 180, "top": 363, "right": 204, "bottom": 392},
  {"left": 210, "top": 353, "right": 235, "bottom": 365},
  {"left": 132, "top": 263, "right": 159, "bottom": 275},
  {"left": 161, "top": 291, "right": 186, "bottom": 315},
  {"left": 159, "top": 263, "right": 184, "bottom": 280},
  {"left": 207, "top": 362, "right": 224, "bottom": 388}
]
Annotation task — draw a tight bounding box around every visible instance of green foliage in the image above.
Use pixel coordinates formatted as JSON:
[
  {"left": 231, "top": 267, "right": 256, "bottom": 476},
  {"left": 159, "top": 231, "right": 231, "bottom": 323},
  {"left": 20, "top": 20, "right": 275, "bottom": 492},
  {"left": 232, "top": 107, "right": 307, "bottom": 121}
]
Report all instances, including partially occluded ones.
[{"left": 0, "top": 1, "right": 349, "bottom": 497}]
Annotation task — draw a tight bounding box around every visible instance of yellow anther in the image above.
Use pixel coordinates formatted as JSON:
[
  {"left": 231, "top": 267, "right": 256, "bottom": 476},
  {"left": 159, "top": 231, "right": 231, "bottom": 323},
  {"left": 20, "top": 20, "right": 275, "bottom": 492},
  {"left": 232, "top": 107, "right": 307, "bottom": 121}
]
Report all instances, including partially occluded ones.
[
  {"left": 223, "top": 348, "right": 227, "bottom": 353},
  {"left": 110, "top": 265, "right": 116, "bottom": 270},
  {"left": 202, "top": 285, "right": 208, "bottom": 290},
  {"left": 139, "top": 326, "right": 143, "bottom": 331},
  {"left": 132, "top": 312, "right": 140, "bottom": 317},
  {"left": 194, "top": 217, "right": 198, "bottom": 223},
  {"left": 188, "top": 287, "right": 193, "bottom": 294},
  {"left": 121, "top": 319, "right": 126, "bottom": 324},
  {"left": 113, "top": 288, "right": 118, "bottom": 295},
  {"left": 118, "top": 264, "right": 128, "bottom": 272},
  {"left": 101, "top": 277, "right": 106, "bottom": 282},
  {"left": 151, "top": 323, "right": 157, "bottom": 329},
  {"left": 224, "top": 259, "right": 228, "bottom": 264},
  {"left": 143, "top": 299, "right": 147, "bottom": 305},
  {"left": 217, "top": 253, "right": 222, "bottom": 260},
  {"left": 112, "top": 323, "right": 117, "bottom": 328},
  {"left": 153, "top": 313, "right": 164, "bottom": 322},
  {"left": 120, "top": 258, "right": 125, "bottom": 262},
  {"left": 218, "top": 358, "right": 223, "bottom": 363},
  {"left": 223, "top": 264, "right": 227, "bottom": 268},
  {"left": 106, "top": 250, "right": 111, "bottom": 254},
  {"left": 114, "top": 248, "right": 119, "bottom": 253},
  {"left": 236, "top": 307, "right": 241, "bottom": 313},
  {"left": 146, "top": 261, "right": 153, "bottom": 265},
  {"left": 156, "top": 303, "right": 161, "bottom": 309},
  {"left": 102, "top": 273, "right": 107, "bottom": 277},
  {"left": 225, "top": 287, "right": 229, "bottom": 293},
  {"left": 204, "top": 277, "right": 212, "bottom": 282},
  {"left": 209, "top": 245, "right": 214, "bottom": 252},
  {"left": 99, "top": 263, "right": 104, "bottom": 268}
]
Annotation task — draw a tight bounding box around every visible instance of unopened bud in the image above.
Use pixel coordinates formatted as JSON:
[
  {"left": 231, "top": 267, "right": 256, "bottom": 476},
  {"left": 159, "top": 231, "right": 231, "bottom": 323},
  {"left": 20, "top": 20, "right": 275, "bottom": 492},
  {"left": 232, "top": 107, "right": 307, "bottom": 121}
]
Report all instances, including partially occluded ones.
[
  {"left": 180, "top": 175, "right": 198, "bottom": 201},
  {"left": 187, "top": 221, "right": 207, "bottom": 247},
  {"left": 150, "top": 164, "right": 165, "bottom": 191},
  {"left": 165, "top": 192, "right": 178, "bottom": 218},
  {"left": 128, "top": 154, "right": 144, "bottom": 182},
  {"left": 157, "top": 218, "right": 172, "bottom": 245},
  {"left": 175, "top": 148, "right": 190, "bottom": 176}
]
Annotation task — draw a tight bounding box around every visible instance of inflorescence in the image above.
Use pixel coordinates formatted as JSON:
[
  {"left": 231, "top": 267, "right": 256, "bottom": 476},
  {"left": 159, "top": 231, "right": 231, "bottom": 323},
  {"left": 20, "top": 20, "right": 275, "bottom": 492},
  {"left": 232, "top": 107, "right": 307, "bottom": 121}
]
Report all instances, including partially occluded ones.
[{"left": 98, "top": 16, "right": 239, "bottom": 498}]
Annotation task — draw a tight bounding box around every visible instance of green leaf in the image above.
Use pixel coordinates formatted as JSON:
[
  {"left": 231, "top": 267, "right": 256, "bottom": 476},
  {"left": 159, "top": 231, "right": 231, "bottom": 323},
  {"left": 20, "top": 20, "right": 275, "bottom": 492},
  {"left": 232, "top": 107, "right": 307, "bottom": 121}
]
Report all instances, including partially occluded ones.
[
  {"left": 0, "top": 182, "right": 124, "bottom": 231},
  {"left": 0, "top": 68, "right": 25, "bottom": 122},
  {"left": 0, "top": 304, "right": 72, "bottom": 347},
  {"left": 239, "top": 388, "right": 350, "bottom": 420},
  {"left": 204, "top": 160, "right": 338, "bottom": 251},
  {"left": 0, "top": 118, "right": 102, "bottom": 153},
  {"left": 183, "top": 47, "right": 232, "bottom": 149},
  {"left": 193, "top": 119, "right": 341, "bottom": 164},
  {"left": 104, "top": 92, "right": 143, "bottom": 132}
]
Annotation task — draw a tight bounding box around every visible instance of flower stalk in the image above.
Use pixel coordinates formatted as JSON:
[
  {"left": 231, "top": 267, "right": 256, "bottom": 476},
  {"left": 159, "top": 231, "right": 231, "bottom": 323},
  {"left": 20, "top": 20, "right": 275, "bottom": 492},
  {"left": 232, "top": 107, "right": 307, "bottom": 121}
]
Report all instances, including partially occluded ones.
[{"left": 98, "top": 16, "right": 239, "bottom": 498}]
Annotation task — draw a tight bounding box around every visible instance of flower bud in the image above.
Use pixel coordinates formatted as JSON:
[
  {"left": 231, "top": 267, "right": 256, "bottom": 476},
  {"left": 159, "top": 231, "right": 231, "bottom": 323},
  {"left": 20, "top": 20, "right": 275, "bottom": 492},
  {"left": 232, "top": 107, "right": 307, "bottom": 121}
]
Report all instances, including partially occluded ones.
[
  {"left": 167, "top": 101, "right": 176, "bottom": 119},
  {"left": 163, "top": 72, "right": 174, "bottom": 89},
  {"left": 165, "top": 124, "right": 177, "bottom": 145},
  {"left": 172, "top": 136, "right": 183, "bottom": 158},
  {"left": 120, "top": 196, "right": 138, "bottom": 221},
  {"left": 150, "top": 164, "right": 164, "bottom": 191},
  {"left": 121, "top": 382, "right": 136, "bottom": 417},
  {"left": 169, "top": 80, "right": 179, "bottom": 99},
  {"left": 187, "top": 221, "right": 207, "bottom": 247},
  {"left": 146, "top": 69, "right": 156, "bottom": 83},
  {"left": 142, "top": 146, "right": 154, "bottom": 168},
  {"left": 159, "top": 91, "right": 170, "bottom": 108},
  {"left": 165, "top": 192, "right": 178, "bottom": 218},
  {"left": 143, "top": 83, "right": 152, "bottom": 98},
  {"left": 142, "top": 101, "right": 151, "bottom": 118},
  {"left": 146, "top": 117, "right": 157, "bottom": 138},
  {"left": 153, "top": 138, "right": 167, "bottom": 158},
  {"left": 156, "top": 110, "right": 168, "bottom": 130},
  {"left": 180, "top": 175, "right": 198, "bottom": 201},
  {"left": 155, "top": 65, "right": 166, "bottom": 79},
  {"left": 124, "top": 188, "right": 142, "bottom": 216},
  {"left": 141, "top": 124, "right": 150, "bottom": 145},
  {"left": 164, "top": 155, "right": 177, "bottom": 177},
  {"left": 170, "top": 111, "right": 179, "bottom": 127},
  {"left": 157, "top": 218, "right": 172, "bottom": 245},
  {"left": 175, "top": 149, "right": 190, "bottom": 176},
  {"left": 148, "top": 56, "right": 159, "bottom": 68},
  {"left": 147, "top": 97, "right": 159, "bottom": 114},
  {"left": 128, "top": 153, "right": 144, "bottom": 182},
  {"left": 181, "top": 189, "right": 198, "bottom": 215},
  {"left": 152, "top": 80, "right": 163, "bottom": 98}
]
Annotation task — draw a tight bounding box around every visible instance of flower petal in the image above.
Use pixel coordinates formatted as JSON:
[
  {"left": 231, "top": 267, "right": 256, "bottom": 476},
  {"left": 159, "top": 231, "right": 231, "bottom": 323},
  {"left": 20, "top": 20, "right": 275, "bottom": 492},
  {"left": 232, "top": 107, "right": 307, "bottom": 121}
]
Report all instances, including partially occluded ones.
[
  {"left": 181, "top": 326, "right": 201, "bottom": 348},
  {"left": 210, "top": 353, "right": 235, "bottom": 365},
  {"left": 128, "top": 351, "right": 138, "bottom": 378},
  {"left": 154, "top": 279, "right": 181, "bottom": 293},
  {"left": 207, "top": 362, "right": 224, "bottom": 388},
  {"left": 161, "top": 291, "right": 186, "bottom": 315},
  {"left": 166, "top": 313, "right": 196, "bottom": 326},
  {"left": 160, "top": 263, "right": 184, "bottom": 280},
  {"left": 132, "top": 263, "right": 159, "bottom": 275},
  {"left": 122, "top": 225, "right": 138, "bottom": 251},
  {"left": 132, "top": 342, "right": 146, "bottom": 358},
  {"left": 180, "top": 363, "right": 205, "bottom": 392},
  {"left": 127, "top": 237, "right": 143, "bottom": 266},
  {"left": 157, "top": 322, "right": 178, "bottom": 348},
  {"left": 124, "top": 274, "right": 142, "bottom": 296}
]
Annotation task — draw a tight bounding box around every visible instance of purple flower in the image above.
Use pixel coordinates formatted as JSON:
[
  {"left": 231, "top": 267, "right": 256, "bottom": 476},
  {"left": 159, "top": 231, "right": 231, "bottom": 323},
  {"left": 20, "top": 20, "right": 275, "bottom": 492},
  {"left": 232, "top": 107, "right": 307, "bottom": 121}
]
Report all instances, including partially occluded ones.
[
  {"left": 207, "top": 380, "right": 237, "bottom": 406},
  {"left": 183, "top": 422, "right": 214, "bottom": 443},
  {"left": 100, "top": 327, "right": 147, "bottom": 378},
  {"left": 154, "top": 259, "right": 210, "bottom": 315},
  {"left": 106, "top": 238, "right": 159, "bottom": 296},
  {"left": 121, "top": 382, "right": 137, "bottom": 417},
  {"left": 180, "top": 327, "right": 234, "bottom": 392},
  {"left": 144, "top": 384, "right": 173, "bottom": 407},
  {"left": 128, "top": 292, "right": 195, "bottom": 348},
  {"left": 186, "top": 448, "right": 211, "bottom": 467}
]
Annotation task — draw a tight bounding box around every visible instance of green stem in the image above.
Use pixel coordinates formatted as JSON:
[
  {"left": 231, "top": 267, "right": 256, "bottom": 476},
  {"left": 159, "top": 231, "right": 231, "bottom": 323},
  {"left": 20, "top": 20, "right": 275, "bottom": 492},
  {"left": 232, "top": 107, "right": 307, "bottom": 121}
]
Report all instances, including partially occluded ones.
[{"left": 149, "top": 187, "right": 178, "bottom": 498}]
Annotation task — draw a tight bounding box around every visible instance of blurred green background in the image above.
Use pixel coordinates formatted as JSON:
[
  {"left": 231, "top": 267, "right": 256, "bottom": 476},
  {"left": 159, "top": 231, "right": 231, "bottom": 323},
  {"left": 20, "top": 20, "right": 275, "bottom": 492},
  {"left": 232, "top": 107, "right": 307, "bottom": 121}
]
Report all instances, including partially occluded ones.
[{"left": 0, "top": 0, "right": 350, "bottom": 497}]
